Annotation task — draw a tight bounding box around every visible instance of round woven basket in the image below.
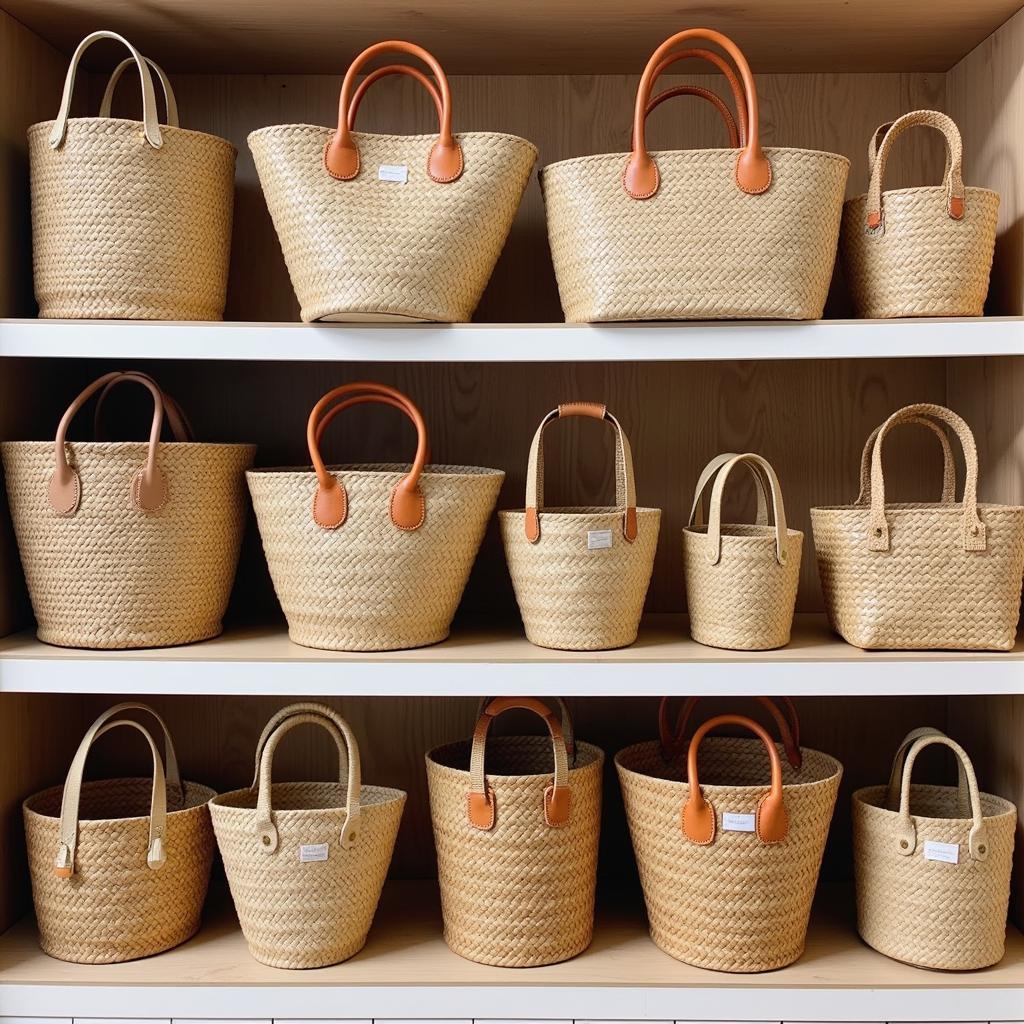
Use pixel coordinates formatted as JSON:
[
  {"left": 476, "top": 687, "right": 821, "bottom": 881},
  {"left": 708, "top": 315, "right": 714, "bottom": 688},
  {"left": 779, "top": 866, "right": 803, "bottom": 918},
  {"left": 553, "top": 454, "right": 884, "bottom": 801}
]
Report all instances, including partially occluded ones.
[
  {"left": 1, "top": 372, "right": 254, "bottom": 649},
  {"left": 426, "top": 697, "right": 604, "bottom": 967},
  {"left": 211, "top": 703, "right": 406, "bottom": 969},
  {"left": 23, "top": 703, "right": 215, "bottom": 964},
  {"left": 853, "top": 732, "right": 1015, "bottom": 970},
  {"left": 247, "top": 383, "right": 502, "bottom": 651},
  {"left": 499, "top": 402, "right": 660, "bottom": 650},
  {"left": 616, "top": 713, "right": 842, "bottom": 973},
  {"left": 29, "top": 32, "right": 234, "bottom": 320}
]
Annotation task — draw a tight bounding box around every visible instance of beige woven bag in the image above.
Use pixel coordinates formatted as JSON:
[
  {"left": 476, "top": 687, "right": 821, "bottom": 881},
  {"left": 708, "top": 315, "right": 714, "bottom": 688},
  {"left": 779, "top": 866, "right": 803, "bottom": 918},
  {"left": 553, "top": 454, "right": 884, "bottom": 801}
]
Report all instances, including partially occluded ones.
[
  {"left": 250, "top": 40, "right": 536, "bottom": 322},
  {"left": 684, "top": 453, "right": 802, "bottom": 650},
  {"left": 499, "top": 402, "right": 660, "bottom": 650},
  {"left": 853, "top": 732, "right": 1016, "bottom": 970},
  {"left": 1, "top": 371, "right": 255, "bottom": 649},
  {"left": 247, "top": 382, "right": 503, "bottom": 650},
  {"left": 541, "top": 28, "right": 848, "bottom": 322},
  {"left": 426, "top": 697, "right": 604, "bottom": 967},
  {"left": 842, "top": 110, "right": 998, "bottom": 318},
  {"left": 23, "top": 703, "right": 215, "bottom": 964},
  {"left": 811, "top": 403, "right": 1024, "bottom": 650},
  {"left": 29, "top": 31, "right": 235, "bottom": 320},
  {"left": 210, "top": 703, "right": 405, "bottom": 969},
  {"left": 616, "top": 712, "right": 842, "bottom": 973}
]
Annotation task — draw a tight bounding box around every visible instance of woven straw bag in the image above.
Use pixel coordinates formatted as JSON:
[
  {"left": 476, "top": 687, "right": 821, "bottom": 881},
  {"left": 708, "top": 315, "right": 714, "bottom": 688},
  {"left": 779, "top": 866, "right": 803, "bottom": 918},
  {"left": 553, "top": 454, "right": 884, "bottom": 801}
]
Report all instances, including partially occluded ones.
[
  {"left": 811, "top": 403, "right": 1024, "bottom": 650},
  {"left": 29, "top": 31, "right": 235, "bottom": 320},
  {"left": 1, "top": 371, "right": 255, "bottom": 649},
  {"left": 616, "top": 711, "right": 842, "bottom": 973},
  {"left": 842, "top": 110, "right": 998, "bottom": 318},
  {"left": 684, "top": 453, "right": 802, "bottom": 650},
  {"left": 23, "top": 703, "right": 215, "bottom": 964},
  {"left": 250, "top": 40, "right": 536, "bottom": 322},
  {"left": 247, "top": 382, "right": 503, "bottom": 650},
  {"left": 541, "top": 28, "right": 848, "bottom": 322},
  {"left": 499, "top": 403, "right": 660, "bottom": 650},
  {"left": 853, "top": 731, "right": 1016, "bottom": 970},
  {"left": 210, "top": 703, "right": 405, "bottom": 969},
  {"left": 426, "top": 697, "right": 604, "bottom": 967}
]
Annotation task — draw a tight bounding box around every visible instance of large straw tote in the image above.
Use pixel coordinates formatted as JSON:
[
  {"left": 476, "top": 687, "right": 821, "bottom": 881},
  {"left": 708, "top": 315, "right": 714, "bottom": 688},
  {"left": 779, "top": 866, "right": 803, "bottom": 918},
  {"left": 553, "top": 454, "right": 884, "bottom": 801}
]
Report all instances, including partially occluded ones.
[
  {"left": 841, "top": 111, "right": 998, "bottom": 318},
  {"left": 616, "top": 713, "right": 842, "bottom": 973},
  {"left": 853, "top": 732, "right": 1016, "bottom": 970},
  {"left": 499, "top": 403, "right": 660, "bottom": 650},
  {"left": 250, "top": 40, "right": 536, "bottom": 323},
  {"left": 541, "top": 29, "right": 848, "bottom": 322},
  {"left": 1, "top": 372, "right": 255, "bottom": 649},
  {"left": 247, "top": 382, "right": 503, "bottom": 650},
  {"left": 684, "top": 453, "right": 802, "bottom": 650},
  {"left": 426, "top": 697, "right": 604, "bottom": 967},
  {"left": 23, "top": 703, "right": 215, "bottom": 964},
  {"left": 210, "top": 703, "right": 405, "bottom": 969},
  {"left": 811, "top": 403, "right": 1024, "bottom": 650},
  {"left": 29, "top": 31, "right": 234, "bottom": 320}
]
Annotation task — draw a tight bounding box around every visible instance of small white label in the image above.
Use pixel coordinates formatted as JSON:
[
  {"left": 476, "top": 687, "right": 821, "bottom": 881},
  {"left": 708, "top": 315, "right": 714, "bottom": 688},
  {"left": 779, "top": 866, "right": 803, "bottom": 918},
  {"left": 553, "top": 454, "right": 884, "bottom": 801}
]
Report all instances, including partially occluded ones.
[
  {"left": 587, "top": 529, "right": 613, "bottom": 550},
  {"left": 299, "top": 843, "right": 329, "bottom": 863},
  {"left": 923, "top": 840, "right": 959, "bottom": 864},
  {"left": 378, "top": 164, "right": 408, "bottom": 183},
  {"left": 722, "top": 812, "right": 756, "bottom": 833}
]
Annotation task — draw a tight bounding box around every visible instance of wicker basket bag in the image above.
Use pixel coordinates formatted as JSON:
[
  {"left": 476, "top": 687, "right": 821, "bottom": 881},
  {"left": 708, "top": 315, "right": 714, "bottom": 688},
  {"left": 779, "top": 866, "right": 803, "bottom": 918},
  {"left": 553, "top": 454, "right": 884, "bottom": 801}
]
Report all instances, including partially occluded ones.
[
  {"left": 684, "top": 453, "right": 802, "bottom": 650},
  {"left": 426, "top": 697, "right": 604, "bottom": 967},
  {"left": 1, "top": 371, "right": 255, "bottom": 649},
  {"left": 210, "top": 703, "right": 406, "bottom": 969},
  {"left": 499, "top": 403, "right": 660, "bottom": 650},
  {"left": 853, "top": 732, "right": 1016, "bottom": 970},
  {"left": 250, "top": 40, "right": 536, "bottom": 322},
  {"left": 29, "top": 31, "right": 235, "bottom": 320},
  {"left": 616, "top": 711, "right": 842, "bottom": 972},
  {"left": 541, "top": 28, "right": 849, "bottom": 322},
  {"left": 811, "top": 403, "right": 1024, "bottom": 650},
  {"left": 23, "top": 703, "right": 215, "bottom": 964},
  {"left": 247, "top": 382, "right": 502, "bottom": 651},
  {"left": 842, "top": 110, "right": 998, "bottom": 318}
]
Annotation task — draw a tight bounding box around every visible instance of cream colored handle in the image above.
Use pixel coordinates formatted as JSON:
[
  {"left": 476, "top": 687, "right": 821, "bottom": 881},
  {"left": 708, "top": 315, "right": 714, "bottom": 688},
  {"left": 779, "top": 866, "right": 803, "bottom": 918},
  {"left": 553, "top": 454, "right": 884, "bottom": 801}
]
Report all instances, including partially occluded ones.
[
  {"left": 705, "top": 453, "right": 789, "bottom": 565},
  {"left": 689, "top": 452, "right": 771, "bottom": 528},
  {"left": 98, "top": 55, "right": 179, "bottom": 125},
  {"left": 884, "top": 726, "right": 968, "bottom": 817},
  {"left": 855, "top": 415, "right": 956, "bottom": 506},
  {"left": 249, "top": 702, "right": 349, "bottom": 789}
]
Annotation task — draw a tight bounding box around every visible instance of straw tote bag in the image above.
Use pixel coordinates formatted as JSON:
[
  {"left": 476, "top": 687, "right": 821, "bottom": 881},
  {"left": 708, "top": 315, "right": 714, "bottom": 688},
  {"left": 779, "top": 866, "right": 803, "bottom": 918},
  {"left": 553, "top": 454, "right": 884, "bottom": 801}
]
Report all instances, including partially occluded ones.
[
  {"left": 684, "top": 453, "right": 802, "bottom": 650},
  {"left": 541, "top": 29, "right": 849, "bottom": 322},
  {"left": 247, "top": 382, "right": 503, "bottom": 650},
  {"left": 426, "top": 697, "right": 604, "bottom": 967},
  {"left": 811, "top": 403, "right": 1024, "bottom": 650},
  {"left": 616, "top": 712, "right": 842, "bottom": 972},
  {"left": 23, "top": 703, "right": 215, "bottom": 964},
  {"left": 499, "top": 403, "right": 660, "bottom": 650},
  {"left": 853, "top": 732, "right": 1016, "bottom": 970},
  {"left": 29, "top": 31, "right": 235, "bottom": 320},
  {"left": 250, "top": 40, "right": 536, "bottom": 322},
  {"left": 210, "top": 703, "right": 406, "bottom": 969},
  {"left": 1, "top": 371, "right": 255, "bottom": 649},
  {"left": 842, "top": 110, "right": 998, "bottom": 318}
]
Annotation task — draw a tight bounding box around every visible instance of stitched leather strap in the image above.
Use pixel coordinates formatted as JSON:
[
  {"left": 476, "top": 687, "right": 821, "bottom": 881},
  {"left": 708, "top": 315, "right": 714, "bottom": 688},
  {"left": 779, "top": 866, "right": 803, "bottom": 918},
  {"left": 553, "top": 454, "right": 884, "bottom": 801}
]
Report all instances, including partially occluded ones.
[
  {"left": 98, "top": 55, "right": 179, "bottom": 125},
  {"left": 348, "top": 64, "right": 443, "bottom": 127},
  {"left": 689, "top": 452, "right": 771, "bottom": 529},
  {"left": 705, "top": 453, "right": 789, "bottom": 565},
  {"left": 475, "top": 695, "right": 576, "bottom": 761},
  {"left": 855, "top": 415, "right": 956, "bottom": 506},
  {"left": 93, "top": 371, "right": 193, "bottom": 443},
  {"left": 884, "top": 726, "right": 968, "bottom": 817}
]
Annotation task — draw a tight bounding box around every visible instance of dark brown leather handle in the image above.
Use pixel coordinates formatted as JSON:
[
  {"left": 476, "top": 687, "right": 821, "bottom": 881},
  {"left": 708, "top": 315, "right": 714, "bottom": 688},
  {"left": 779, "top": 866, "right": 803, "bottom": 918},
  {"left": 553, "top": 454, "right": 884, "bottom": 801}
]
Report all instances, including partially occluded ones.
[{"left": 348, "top": 64, "right": 443, "bottom": 128}]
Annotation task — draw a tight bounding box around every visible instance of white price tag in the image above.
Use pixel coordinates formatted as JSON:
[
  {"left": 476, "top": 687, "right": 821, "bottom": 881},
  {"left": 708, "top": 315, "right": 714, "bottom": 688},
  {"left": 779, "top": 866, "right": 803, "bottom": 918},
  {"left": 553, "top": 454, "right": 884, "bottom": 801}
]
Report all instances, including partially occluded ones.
[
  {"left": 299, "top": 843, "right": 329, "bottom": 863},
  {"left": 378, "top": 164, "right": 409, "bottom": 183},
  {"left": 722, "top": 812, "right": 756, "bottom": 833},
  {"left": 587, "top": 529, "right": 613, "bottom": 550},
  {"left": 923, "top": 840, "right": 959, "bottom": 864}
]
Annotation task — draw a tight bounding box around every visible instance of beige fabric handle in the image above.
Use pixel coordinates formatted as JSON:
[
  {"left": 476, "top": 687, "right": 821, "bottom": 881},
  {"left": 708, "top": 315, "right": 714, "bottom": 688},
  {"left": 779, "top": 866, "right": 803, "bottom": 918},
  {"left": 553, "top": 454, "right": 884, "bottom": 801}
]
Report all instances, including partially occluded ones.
[
  {"left": 884, "top": 726, "right": 968, "bottom": 817},
  {"left": 867, "top": 119, "right": 952, "bottom": 180},
  {"left": 706, "top": 453, "right": 789, "bottom": 565},
  {"left": 249, "top": 702, "right": 350, "bottom": 789},
  {"left": 98, "top": 55, "right": 179, "bottom": 125},
  {"left": 475, "top": 695, "right": 576, "bottom": 760},
  {"left": 855, "top": 415, "right": 956, "bottom": 506},
  {"left": 689, "top": 452, "right": 771, "bottom": 528}
]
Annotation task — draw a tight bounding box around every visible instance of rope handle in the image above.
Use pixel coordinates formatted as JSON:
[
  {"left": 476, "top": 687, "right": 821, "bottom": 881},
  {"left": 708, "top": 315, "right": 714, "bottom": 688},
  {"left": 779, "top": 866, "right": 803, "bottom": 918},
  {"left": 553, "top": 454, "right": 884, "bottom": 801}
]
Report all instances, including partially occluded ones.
[
  {"left": 348, "top": 64, "right": 443, "bottom": 127},
  {"left": 249, "top": 702, "right": 352, "bottom": 790},
  {"left": 475, "top": 695, "right": 576, "bottom": 761},
  {"left": 98, "top": 55, "right": 179, "bottom": 125},
  {"left": 92, "top": 371, "right": 193, "bottom": 443},
  {"left": 705, "top": 453, "right": 790, "bottom": 565},
  {"left": 855, "top": 414, "right": 956, "bottom": 506},
  {"left": 884, "top": 726, "right": 968, "bottom": 817},
  {"left": 688, "top": 452, "right": 772, "bottom": 529}
]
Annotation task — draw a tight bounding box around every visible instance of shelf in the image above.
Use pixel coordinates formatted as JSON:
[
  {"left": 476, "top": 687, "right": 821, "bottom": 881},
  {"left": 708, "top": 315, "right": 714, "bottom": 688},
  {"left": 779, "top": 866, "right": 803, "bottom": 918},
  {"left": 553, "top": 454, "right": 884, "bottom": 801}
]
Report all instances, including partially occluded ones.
[{"left": 1, "top": 615, "right": 1021, "bottom": 696}]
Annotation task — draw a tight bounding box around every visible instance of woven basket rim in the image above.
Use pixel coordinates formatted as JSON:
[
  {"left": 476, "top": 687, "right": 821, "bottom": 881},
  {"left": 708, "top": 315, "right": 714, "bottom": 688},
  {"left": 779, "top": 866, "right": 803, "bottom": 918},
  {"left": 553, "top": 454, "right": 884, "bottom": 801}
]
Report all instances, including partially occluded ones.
[
  {"left": 248, "top": 123, "right": 538, "bottom": 155},
  {"left": 247, "top": 461, "right": 503, "bottom": 478},
  {"left": 1, "top": 440, "right": 255, "bottom": 453},
  {"left": 852, "top": 782, "right": 1018, "bottom": 821},
  {"left": 811, "top": 501, "right": 1024, "bottom": 514},
  {"left": 210, "top": 780, "right": 407, "bottom": 811},
  {"left": 426, "top": 736, "right": 605, "bottom": 779},
  {"left": 542, "top": 145, "right": 850, "bottom": 176},
  {"left": 845, "top": 184, "right": 1000, "bottom": 207},
  {"left": 684, "top": 523, "right": 804, "bottom": 539},
  {"left": 29, "top": 117, "right": 237, "bottom": 154},
  {"left": 24, "top": 777, "right": 216, "bottom": 821},
  {"left": 500, "top": 505, "right": 661, "bottom": 516}
]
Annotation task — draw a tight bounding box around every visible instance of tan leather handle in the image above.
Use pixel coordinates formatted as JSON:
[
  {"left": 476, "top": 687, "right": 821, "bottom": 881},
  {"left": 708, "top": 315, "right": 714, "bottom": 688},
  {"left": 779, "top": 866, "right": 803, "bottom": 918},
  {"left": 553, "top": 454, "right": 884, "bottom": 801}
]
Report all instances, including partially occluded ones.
[
  {"left": 643, "top": 85, "right": 739, "bottom": 148},
  {"left": 93, "top": 371, "right": 193, "bottom": 443},
  {"left": 49, "top": 371, "right": 168, "bottom": 517},
  {"left": 98, "top": 55, "right": 179, "bottom": 125},
  {"left": 855, "top": 415, "right": 956, "bottom": 506},
  {"left": 312, "top": 392, "right": 429, "bottom": 463},
  {"left": 324, "top": 40, "right": 462, "bottom": 183},
  {"left": 689, "top": 452, "right": 772, "bottom": 529},
  {"left": 475, "top": 695, "right": 575, "bottom": 760},
  {"left": 681, "top": 713, "right": 788, "bottom": 845},
  {"left": 624, "top": 29, "right": 771, "bottom": 199},
  {"left": 706, "top": 453, "right": 790, "bottom": 565},
  {"left": 307, "top": 382, "right": 427, "bottom": 532},
  {"left": 348, "top": 64, "right": 443, "bottom": 128},
  {"left": 467, "top": 697, "right": 571, "bottom": 831}
]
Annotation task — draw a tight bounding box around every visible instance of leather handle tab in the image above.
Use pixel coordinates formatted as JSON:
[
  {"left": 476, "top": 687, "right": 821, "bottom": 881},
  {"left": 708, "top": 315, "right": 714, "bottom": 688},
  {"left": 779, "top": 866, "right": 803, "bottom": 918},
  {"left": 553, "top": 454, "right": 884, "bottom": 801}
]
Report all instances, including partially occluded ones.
[
  {"left": 348, "top": 64, "right": 443, "bottom": 128},
  {"left": 98, "top": 55, "right": 179, "bottom": 125},
  {"left": 324, "top": 40, "right": 462, "bottom": 183},
  {"left": 855, "top": 415, "right": 956, "bottom": 506},
  {"left": 93, "top": 371, "right": 193, "bottom": 443}
]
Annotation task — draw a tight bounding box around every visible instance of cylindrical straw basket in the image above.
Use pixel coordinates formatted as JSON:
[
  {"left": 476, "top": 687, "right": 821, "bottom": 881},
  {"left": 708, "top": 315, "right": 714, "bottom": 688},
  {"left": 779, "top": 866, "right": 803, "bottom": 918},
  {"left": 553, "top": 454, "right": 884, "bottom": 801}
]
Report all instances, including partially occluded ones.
[
  {"left": 811, "top": 403, "right": 1024, "bottom": 650},
  {"left": 426, "top": 697, "right": 604, "bottom": 967},
  {"left": 1, "top": 371, "right": 255, "bottom": 649},
  {"left": 684, "top": 453, "right": 802, "bottom": 650},
  {"left": 842, "top": 110, "right": 998, "bottom": 318},
  {"left": 29, "top": 31, "right": 235, "bottom": 320},
  {"left": 853, "top": 731, "right": 1016, "bottom": 970},
  {"left": 23, "top": 703, "right": 215, "bottom": 964},
  {"left": 247, "top": 382, "right": 503, "bottom": 651},
  {"left": 499, "top": 402, "right": 660, "bottom": 650},
  {"left": 616, "top": 712, "right": 842, "bottom": 973},
  {"left": 210, "top": 703, "right": 406, "bottom": 969}
]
